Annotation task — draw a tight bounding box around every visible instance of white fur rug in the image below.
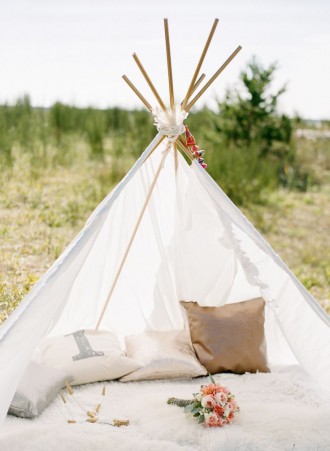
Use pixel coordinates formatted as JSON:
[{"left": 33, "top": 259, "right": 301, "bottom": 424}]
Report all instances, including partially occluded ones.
[{"left": 1, "top": 367, "right": 330, "bottom": 451}]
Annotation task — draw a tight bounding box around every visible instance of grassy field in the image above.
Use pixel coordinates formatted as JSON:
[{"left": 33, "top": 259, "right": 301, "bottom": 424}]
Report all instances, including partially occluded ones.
[{"left": 0, "top": 106, "right": 329, "bottom": 323}]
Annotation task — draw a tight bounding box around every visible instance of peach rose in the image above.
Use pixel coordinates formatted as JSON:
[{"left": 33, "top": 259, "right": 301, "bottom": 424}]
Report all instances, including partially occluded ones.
[
  {"left": 215, "top": 391, "right": 228, "bottom": 405},
  {"left": 228, "top": 399, "right": 238, "bottom": 411},
  {"left": 201, "top": 394, "right": 216, "bottom": 408},
  {"left": 205, "top": 412, "right": 220, "bottom": 427}
]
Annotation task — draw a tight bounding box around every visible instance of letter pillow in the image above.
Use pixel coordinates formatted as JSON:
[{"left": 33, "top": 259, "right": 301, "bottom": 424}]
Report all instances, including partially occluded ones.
[{"left": 39, "top": 329, "right": 140, "bottom": 385}]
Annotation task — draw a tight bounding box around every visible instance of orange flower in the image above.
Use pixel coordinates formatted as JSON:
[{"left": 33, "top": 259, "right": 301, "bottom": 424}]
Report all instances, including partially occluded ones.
[
  {"left": 213, "top": 404, "right": 224, "bottom": 417},
  {"left": 201, "top": 383, "right": 223, "bottom": 396}
]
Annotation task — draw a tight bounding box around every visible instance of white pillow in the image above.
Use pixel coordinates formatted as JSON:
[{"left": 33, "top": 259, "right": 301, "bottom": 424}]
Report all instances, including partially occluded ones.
[
  {"left": 120, "top": 329, "right": 207, "bottom": 382},
  {"left": 9, "top": 361, "right": 73, "bottom": 418},
  {"left": 39, "top": 329, "right": 140, "bottom": 385}
]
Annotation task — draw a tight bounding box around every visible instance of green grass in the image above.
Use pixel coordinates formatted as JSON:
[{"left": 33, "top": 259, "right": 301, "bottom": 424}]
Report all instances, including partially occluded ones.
[
  {"left": 0, "top": 99, "right": 329, "bottom": 322},
  {"left": 0, "top": 162, "right": 114, "bottom": 323},
  {"left": 244, "top": 186, "right": 330, "bottom": 313}
]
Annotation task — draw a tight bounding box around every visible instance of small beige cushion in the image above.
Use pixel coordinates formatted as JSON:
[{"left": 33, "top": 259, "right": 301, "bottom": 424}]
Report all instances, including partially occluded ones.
[
  {"left": 181, "top": 298, "right": 269, "bottom": 374},
  {"left": 120, "top": 330, "right": 207, "bottom": 382}
]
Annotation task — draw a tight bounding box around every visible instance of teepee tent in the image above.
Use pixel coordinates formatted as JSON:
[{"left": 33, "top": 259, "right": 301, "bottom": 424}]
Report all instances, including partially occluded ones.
[{"left": 0, "top": 19, "right": 329, "bottom": 425}]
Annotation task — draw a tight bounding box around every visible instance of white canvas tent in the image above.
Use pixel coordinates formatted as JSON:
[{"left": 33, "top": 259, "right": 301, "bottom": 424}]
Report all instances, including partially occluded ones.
[{"left": 0, "top": 19, "right": 329, "bottom": 426}]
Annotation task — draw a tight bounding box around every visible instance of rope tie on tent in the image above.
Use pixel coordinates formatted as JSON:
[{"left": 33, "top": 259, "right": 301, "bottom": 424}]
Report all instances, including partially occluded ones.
[{"left": 152, "top": 104, "right": 188, "bottom": 142}]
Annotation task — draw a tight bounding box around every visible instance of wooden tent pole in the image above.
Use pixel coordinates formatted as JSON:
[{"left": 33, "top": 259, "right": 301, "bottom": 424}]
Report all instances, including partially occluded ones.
[
  {"left": 181, "top": 18, "right": 219, "bottom": 109},
  {"left": 122, "top": 75, "right": 152, "bottom": 111},
  {"left": 173, "top": 142, "right": 178, "bottom": 171},
  {"left": 164, "top": 18, "right": 177, "bottom": 170},
  {"left": 133, "top": 53, "right": 167, "bottom": 111},
  {"left": 95, "top": 142, "right": 171, "bottom": 329},
  {"left": 142, "top": 134, "right": 166, "bottom": 164},
  {"left": 190, "top": 73, "right": 206, "bottom": 97},
  {"left": 185, "top": 45, "right": 242, "bottom": 111},
  {"left": 164, "top": 18, "right": 175, "bottom": 110},
  {"left": 180, "top": 74, "right": 206, "bottom": 108},
  {"left": 181, "top": 74, "right": 206, "bottom": 107}
]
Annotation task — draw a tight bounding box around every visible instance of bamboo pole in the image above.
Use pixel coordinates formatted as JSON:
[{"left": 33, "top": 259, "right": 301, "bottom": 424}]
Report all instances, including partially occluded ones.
[
  {"left": 142, "top": 134, "right": 166, "bottom": 164},
  {"left": 95, "top": 143, "right": 171, "bottom": 329},
  {"left": 173, "top": 141, "right": 178, "bottom": 172},
  {"left": 132, "top": 53, "right": 167, "bottom": 110},
  {"left": 122, "top": 75, "right": 152, "bottom": 111},
  {"left": 181, "top": 19, "right": 219, "bottom": 109},
  {"left": 185, "top": 45, "right": 242, "bottom": 111},
  {"left": 190, "top": 73, "right": 206, "bottom": 97},
  {"left": 181, "top": 74, "right": 206, "bottom": 107},
  {"left": 128, "top": 60, "right": 205, "bottom": 112},
  {"left": 164, "top": 19, "right": 175, "bottom": 110}
]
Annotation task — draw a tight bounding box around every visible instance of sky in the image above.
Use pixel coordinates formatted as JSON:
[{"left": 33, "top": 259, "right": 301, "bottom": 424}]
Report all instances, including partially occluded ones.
[{"left": 0, "top": 0, "right": 329, "bottom": 119}]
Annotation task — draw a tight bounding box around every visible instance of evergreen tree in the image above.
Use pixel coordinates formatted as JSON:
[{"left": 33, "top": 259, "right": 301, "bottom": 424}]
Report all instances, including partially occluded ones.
[{"left": 217, "top": 57, "right": 294, "bottom": 171}]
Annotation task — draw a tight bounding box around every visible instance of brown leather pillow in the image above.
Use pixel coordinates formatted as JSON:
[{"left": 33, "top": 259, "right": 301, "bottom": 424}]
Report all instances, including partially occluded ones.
[{"left": 181, "top": 298, "right": 269, "bottom": 374}]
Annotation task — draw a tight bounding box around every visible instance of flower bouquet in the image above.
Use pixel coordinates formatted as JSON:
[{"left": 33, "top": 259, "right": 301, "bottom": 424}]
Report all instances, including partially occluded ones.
[{"left": 167, "top": 375, "right": 239, "bottom": 427}]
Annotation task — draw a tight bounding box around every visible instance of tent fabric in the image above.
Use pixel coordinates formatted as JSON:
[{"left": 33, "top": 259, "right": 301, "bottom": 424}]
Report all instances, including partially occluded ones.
[{"left": 0, "top": 134, "right": 329, "bottom": 425}]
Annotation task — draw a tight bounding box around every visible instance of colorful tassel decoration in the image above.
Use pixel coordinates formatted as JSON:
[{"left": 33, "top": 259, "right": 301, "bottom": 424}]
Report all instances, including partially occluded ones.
[
  {"left": 185, "top": 126, "right": 208, "bottom": 169},
  {"left": 185, "top": 126, "right": 196, "bottom": 147}
]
